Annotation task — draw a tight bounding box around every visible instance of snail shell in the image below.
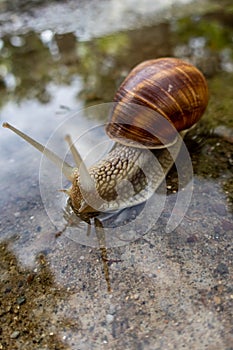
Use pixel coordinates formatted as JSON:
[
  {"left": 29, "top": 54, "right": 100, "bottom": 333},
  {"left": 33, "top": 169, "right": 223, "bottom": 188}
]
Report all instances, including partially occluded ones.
[{"left": 106, "top": 57, "right": 208, "bottom": 148}]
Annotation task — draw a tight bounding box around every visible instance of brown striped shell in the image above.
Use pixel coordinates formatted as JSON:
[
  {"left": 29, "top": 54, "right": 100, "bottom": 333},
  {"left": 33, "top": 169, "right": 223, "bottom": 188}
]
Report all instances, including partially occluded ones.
[{"left": 106, "top": 57, "right": 209, "bottom": 148}]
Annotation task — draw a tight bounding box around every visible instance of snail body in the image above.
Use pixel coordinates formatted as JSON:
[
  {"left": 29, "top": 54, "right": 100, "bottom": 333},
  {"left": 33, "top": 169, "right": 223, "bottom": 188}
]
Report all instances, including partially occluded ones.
[
  {"left": 3, "top": 57, "right": 208, "bottom": 215},
  {"left": 69, "top": 134, "right": 186, "bottom": 214}
]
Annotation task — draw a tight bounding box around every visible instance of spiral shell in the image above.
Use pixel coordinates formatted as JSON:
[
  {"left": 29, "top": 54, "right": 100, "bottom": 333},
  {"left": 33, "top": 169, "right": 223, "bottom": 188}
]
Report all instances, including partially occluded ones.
[{"left": 106, "top": 57, "right": 209, "bottom": 148}]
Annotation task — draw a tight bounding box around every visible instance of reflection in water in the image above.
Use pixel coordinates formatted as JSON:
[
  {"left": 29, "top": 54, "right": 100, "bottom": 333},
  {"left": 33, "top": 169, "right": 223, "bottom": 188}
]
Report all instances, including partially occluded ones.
[{"left": 0, "top": 11, "right": 233, "bottom": 110}]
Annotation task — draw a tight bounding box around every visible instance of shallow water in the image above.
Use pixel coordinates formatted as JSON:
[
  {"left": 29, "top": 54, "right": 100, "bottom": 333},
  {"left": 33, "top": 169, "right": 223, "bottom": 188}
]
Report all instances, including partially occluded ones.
[{"left": 0, "top": 1, "right": 232, "bottom": 349}]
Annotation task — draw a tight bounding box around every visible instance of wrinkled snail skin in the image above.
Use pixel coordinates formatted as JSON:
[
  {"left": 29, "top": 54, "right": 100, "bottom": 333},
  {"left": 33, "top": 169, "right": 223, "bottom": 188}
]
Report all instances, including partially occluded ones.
[
  {"left": 68, "top": 132, "right": 186, "bottom": 214},
  {"left": 2, "top": 58, "right": 209, "bottom": 215},
  {"left": 69, "top": 143, "right": 156, "bottom": 213}
]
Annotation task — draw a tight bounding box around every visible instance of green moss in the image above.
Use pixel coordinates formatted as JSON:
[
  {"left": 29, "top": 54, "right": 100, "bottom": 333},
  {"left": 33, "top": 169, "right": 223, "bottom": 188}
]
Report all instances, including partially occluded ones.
[{"left": 204, "top": 72, "right": 233, "bottom": 128}]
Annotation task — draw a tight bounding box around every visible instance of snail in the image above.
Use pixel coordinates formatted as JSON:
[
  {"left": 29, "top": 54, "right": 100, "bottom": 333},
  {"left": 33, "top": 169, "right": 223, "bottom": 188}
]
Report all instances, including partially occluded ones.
[{"left": 3, "top": 57, "right": 208, "bottom": 217}]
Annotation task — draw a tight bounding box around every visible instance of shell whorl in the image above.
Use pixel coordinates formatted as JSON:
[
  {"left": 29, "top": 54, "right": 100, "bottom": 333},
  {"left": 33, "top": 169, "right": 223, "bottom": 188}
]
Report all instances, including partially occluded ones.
[{"left": 106, "top": 57, "right": 208, "bottom": 148}]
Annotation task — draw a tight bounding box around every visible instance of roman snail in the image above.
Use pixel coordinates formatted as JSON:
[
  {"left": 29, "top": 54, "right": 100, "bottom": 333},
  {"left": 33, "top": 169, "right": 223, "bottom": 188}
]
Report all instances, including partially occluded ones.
[{"left": 3, "top": 57, "right": 208, "bottom": 217}]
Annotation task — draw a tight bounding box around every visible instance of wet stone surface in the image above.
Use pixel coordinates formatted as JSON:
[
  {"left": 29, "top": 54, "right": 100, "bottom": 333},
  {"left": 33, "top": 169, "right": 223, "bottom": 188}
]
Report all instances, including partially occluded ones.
[{"left": 0, "top": 0, "right": 233, "bottom": 349}]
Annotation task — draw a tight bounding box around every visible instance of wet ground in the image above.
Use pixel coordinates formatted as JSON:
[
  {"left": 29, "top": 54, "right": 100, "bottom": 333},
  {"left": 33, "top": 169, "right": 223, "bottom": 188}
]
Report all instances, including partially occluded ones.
[{"left": 0, "top": 0, "right": 233, "bottom": 349}]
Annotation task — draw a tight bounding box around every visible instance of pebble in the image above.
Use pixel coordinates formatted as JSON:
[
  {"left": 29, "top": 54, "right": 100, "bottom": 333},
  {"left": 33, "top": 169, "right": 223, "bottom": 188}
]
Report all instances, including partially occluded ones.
[
  {"left": 214, "top": 263, "right": 229, "bottom": 276},
  {"left": 106, "top": 314, "right": 114, "bottom": 324},
  {"left": 221, "top": 219, "right": 233, "bottom": 231},
  {"left": 17, "top": 296, "right": 26, "bottom": 305},
  {"left": 10, "top": 331, "right": 20, "bottom": 339},
  {"left": 213, "top": 125, "right": 233, "bottom": 143},
  {"left": 211, "top": 203, "right": 227, "bottom": 216},
  {"left": 213, "top": 296, "right": 221, "bottom": 305},
  {"left": 109, "top": 304, "right": 116, "bottom": 315},
  {"left": 186, "top": 234, "right": 198, "bottom": 243}
]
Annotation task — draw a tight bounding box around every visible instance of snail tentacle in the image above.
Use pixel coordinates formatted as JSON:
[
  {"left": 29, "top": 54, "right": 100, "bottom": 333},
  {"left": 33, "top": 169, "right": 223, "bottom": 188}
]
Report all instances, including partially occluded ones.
[
  {"left": 65, "top": 134, "right": 96, "bottom": 193},
  {"left": 2, "top": 122, "right": 74, "bottom": 181}
]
